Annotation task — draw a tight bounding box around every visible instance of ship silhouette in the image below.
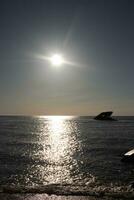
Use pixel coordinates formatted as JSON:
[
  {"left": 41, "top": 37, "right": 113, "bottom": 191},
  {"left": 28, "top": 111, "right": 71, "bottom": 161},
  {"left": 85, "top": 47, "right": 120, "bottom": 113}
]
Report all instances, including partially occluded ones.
[{"left": 94, "top": 111, "right": 116, "bottom": 121}]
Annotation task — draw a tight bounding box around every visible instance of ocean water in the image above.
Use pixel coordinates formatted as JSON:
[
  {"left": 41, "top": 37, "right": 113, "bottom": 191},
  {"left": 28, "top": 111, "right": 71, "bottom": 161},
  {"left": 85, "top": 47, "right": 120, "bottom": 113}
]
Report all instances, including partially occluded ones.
[{"left": 0, "top": 116, "right": 134, "bottom": 197}]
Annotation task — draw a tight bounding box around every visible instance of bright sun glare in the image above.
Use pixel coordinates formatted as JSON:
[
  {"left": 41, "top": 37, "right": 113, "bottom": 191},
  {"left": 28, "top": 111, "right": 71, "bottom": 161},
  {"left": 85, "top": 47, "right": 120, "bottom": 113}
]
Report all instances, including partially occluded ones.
[{"left": 50, "top": 54, "right": 63, "bottom": 66}]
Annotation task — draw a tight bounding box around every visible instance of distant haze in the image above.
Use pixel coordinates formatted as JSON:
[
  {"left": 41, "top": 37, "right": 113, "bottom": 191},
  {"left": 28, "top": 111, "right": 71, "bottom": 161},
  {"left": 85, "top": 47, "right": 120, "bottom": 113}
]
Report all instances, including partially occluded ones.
[{"left": 0, "top": 0, "right": 134, "bottom": 116}]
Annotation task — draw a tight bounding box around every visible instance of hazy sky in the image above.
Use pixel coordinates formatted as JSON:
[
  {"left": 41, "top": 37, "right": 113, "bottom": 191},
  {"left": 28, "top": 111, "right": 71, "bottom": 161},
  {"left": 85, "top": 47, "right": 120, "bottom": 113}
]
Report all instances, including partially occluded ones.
[{"left": 0, "top": 0, "right": 134, "bottom": 115}]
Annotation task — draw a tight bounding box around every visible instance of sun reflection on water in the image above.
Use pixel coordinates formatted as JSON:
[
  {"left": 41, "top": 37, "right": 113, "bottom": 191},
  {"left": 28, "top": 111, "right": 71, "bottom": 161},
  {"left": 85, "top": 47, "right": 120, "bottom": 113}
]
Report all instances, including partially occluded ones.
[
  {"left": 36, "top": 116, "right": 80, "bottom": 184},
  {"left": 45, "top": 116, "right": 69, "bottom": 162}
]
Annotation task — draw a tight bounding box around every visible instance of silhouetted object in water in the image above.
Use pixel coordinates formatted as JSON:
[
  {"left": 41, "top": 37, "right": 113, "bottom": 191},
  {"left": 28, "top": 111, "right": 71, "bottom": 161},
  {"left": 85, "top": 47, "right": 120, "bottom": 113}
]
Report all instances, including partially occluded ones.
[
  {"left": 121, "top": 149, "right": 134, "bottom": 163},
  {"left": 131, "top": 182, "right": 134, "bottom": 188},
  {"left": 94, "top": 111, "right": 116, "bottom": 121}
]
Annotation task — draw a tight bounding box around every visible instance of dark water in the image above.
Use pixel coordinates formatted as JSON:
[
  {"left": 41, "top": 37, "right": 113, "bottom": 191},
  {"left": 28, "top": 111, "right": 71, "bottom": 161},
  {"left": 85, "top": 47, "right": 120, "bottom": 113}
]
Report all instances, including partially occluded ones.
[{"left": 0, "top": 116, "right": 134, "bottom": 196}]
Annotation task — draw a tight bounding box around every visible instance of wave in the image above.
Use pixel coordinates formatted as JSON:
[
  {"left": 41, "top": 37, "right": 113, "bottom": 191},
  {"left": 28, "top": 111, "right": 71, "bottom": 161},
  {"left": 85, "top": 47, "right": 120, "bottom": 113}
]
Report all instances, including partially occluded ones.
[{"left": 0, "top": 184, "right": 134, "bottom": 199}]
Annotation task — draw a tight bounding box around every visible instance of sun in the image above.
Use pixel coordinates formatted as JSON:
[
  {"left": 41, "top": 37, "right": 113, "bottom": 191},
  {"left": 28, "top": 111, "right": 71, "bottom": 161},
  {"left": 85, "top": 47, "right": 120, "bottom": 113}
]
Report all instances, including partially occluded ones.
[{"left": 50, "top": 54, "right": 63, "bottom": 66}]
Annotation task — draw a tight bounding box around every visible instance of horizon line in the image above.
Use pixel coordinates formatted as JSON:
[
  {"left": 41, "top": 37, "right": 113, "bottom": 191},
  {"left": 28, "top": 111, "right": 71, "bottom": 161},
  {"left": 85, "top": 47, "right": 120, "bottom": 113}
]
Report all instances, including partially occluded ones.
[{"left": 0, "top": 114, "right": 134, "bottom": 117}]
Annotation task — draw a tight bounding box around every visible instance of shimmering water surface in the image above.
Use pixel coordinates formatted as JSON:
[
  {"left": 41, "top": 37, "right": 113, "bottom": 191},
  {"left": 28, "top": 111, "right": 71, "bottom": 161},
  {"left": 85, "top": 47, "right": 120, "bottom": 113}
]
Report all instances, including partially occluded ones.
[{"left": 0, "top": 116, "right": 134, "bottom": 194}]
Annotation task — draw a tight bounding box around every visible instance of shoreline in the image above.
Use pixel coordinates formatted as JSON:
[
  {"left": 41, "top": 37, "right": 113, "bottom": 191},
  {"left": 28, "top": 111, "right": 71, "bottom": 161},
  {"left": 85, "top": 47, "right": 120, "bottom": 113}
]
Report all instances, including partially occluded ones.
[
  {"left": 0, "top": 193, "right": 134, "bottom": 200},
  {"left": 0, "top": 184, "right": 134, "bottom": 199}
]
